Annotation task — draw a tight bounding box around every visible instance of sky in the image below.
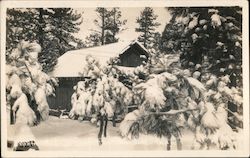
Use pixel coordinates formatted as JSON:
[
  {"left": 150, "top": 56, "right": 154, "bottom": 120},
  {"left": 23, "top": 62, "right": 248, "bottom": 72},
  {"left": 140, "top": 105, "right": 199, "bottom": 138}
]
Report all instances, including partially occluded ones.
[{"left": 74, "top": 7, "right": 171, "bottom": 42}]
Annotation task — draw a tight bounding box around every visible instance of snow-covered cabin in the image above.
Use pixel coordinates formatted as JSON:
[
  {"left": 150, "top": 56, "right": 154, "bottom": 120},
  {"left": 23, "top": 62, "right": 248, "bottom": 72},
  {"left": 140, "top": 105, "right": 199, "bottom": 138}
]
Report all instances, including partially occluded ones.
[{"left": 48, "top": 40, "right": 149, "bottom": 110}]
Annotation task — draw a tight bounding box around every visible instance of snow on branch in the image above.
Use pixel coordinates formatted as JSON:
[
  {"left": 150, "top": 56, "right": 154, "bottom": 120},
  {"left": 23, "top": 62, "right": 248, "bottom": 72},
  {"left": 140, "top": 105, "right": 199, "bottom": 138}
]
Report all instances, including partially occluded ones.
[{"left": 145, "top": 108, "right": 199, "bottom": 116}]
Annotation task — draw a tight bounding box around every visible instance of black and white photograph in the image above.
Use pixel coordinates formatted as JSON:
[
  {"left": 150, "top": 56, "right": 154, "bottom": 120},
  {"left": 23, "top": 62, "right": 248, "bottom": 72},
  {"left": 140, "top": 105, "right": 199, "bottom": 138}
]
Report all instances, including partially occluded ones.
[{"left": 1, "top": 0, "right": 249, "bottom": 157}]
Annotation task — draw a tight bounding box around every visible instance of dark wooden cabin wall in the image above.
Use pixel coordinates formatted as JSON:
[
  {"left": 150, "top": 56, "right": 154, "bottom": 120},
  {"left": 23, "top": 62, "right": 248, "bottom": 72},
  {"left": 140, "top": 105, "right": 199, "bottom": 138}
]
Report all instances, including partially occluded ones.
[
  {"left": 47, "top": 77, "right": 85, "bottom": 110},
  {"left": 119, "top": 43, "right": 148, "bottom": 67},
  {"left": 121, "top": 52, "right": 142, "bottom": 67}
]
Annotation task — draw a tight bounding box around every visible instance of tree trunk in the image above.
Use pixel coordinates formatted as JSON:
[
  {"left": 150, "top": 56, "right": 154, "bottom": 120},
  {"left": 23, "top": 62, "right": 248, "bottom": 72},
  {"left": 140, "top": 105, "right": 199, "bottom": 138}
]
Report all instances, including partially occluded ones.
[
  {"left": 112, "top": 113, "right": 116, "bottom": 127},
  {"left": 144, "top": 11, "right": 148, "bottom": 48},
  {"left": 112, "top": 8, "right": 116, "bottom": 42},
  {"left": 10, "top": 98, "right": 15, "bottom": 124},
  {"left": 38, "top": 8, "right": 44, "bottom": 49},
  {"left": 103, "top": 114, "right": 108, "bottom": 137},
  {"left": 101, "top": 8, "right": 105, "bottom": 45},
  {"left": 166, "top": 134, "right": 171, "bottom": 150},
  {"left": 98, "top": 115, "right": 104, "bottom": 145}
]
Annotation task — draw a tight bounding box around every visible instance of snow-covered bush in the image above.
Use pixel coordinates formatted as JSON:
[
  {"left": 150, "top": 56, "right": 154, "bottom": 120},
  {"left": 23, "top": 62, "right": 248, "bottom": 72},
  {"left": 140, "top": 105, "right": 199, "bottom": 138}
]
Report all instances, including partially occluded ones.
[
  {"left": 69, "top": 55, "right": 133, "bottom": 121},
  {"left": 6, "top": 40, "right": 58, "bottom": 126},
  {"left": 69, "top": 81, "right": 93, "bottom": 120}
]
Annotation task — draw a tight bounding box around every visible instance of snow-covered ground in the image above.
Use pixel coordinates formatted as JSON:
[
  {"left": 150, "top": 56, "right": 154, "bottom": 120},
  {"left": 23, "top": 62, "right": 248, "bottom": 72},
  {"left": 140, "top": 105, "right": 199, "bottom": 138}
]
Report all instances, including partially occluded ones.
[{"left": 7, "top": 116, "right": 244, "bottom": 151}]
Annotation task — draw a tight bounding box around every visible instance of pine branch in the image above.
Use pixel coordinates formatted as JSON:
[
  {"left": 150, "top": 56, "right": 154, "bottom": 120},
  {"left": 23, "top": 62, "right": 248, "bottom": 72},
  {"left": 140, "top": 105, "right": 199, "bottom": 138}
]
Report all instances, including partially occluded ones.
[
  {"left": 224, "top": 107, "right": 243, "bottom": 122},
  {"left": 89, "top": 29, "right": 101, "bottom": 34},
  {"left": 145, "top": 108, "right": 199, "bottom": 116},
  {"left": 23, "top": 61, "right": 35, "bottom": 83}
]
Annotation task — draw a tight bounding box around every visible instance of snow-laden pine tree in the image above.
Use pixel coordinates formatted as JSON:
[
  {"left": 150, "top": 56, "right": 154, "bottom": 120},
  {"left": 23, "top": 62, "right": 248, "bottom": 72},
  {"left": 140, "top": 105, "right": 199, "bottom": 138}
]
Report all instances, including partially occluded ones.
[
  {"left": 119, "top": 52, "right": 238, "bottom": 150},
  {"left": 6, "top": 41, "right": 58, "bottom": 126},
  {"left": 162, "top": 7, "right": 242, "bottom": 86},
  {"left": 135, "top": 7, "right": 161, "bottom": 49},
  {"left": 86, "top": 7, "right": 127, "bottom": 47},
  {"left": 160, "top": 7, "right": 243, "bottom": 130}
]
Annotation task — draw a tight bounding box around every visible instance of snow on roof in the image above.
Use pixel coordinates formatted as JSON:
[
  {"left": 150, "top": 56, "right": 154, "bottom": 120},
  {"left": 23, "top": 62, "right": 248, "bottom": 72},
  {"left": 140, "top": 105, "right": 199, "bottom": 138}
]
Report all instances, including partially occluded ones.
[{"left": 49, "top": 40, "right": 148, "bottom": 77}]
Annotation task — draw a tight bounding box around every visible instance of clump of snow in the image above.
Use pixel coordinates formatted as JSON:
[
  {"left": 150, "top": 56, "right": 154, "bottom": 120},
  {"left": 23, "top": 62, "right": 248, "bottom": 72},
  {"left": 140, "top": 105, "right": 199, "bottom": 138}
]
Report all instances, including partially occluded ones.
[
  {"left": 34, "top": 86, "right": 49, "bottom": 121},
  {"left": 200, "top": 102, "right": 220, "bottom": 129},
  {"left": 235, "top": 41, "right": 241, "bottom": 47},
  {"left": 208, "top": 9, "right": 219, "bottom": 13},
  {"left": 205, "top": 75, "right": 218, "bottom": 88},
  {"left": 191, "top": 33, "right": 198, "bottom": 42},
  {"left": 8, "top": 74, "right": 22, "bottom": 98},
  {"left": 192, "top": 71, "right": 201, "bottom": 79},
  {"left": 182, "top": 69, "right": 192, "bottom": 77},
  {"left": 199, "top": 19, "right": 207, "bottom": 25},
  {"left": 81, "top": 55, "right": 103, "bottom": 78},
  {"left": 211, "top": 12, "right": 221, "bottom": 28},
  {"left": 119, "top": 110, "right": 142, "bottom": 139},
  {"left": 143, "top": 84, "right": 166, "bottom": 109},
  {"left": 12, "top": 93, "right": 37, "bottom": 126},
  {"left": 216, "top": 41, "right": 224, "bottom": 47},
  {"left": 188, "top": 16, "right": 199, "bottom": 29},
  {"left": 176, "top": 16, "right": 190, "bottom": 25},
  {"left": 185, "top": 77, "right": 206, "bottom": 93},
  {"left": 134, "top": 74, "right": 171, "bottom": 111},
  {"left": 161, "top": 72, "right": 178, "bottom": 82}
]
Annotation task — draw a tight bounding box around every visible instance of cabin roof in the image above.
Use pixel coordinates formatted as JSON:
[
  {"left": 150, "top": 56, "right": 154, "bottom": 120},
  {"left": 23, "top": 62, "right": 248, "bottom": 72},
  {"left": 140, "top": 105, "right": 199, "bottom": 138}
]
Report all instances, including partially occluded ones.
[{"left": 49, "top": 40, "right": 149, "bottom": 77}]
